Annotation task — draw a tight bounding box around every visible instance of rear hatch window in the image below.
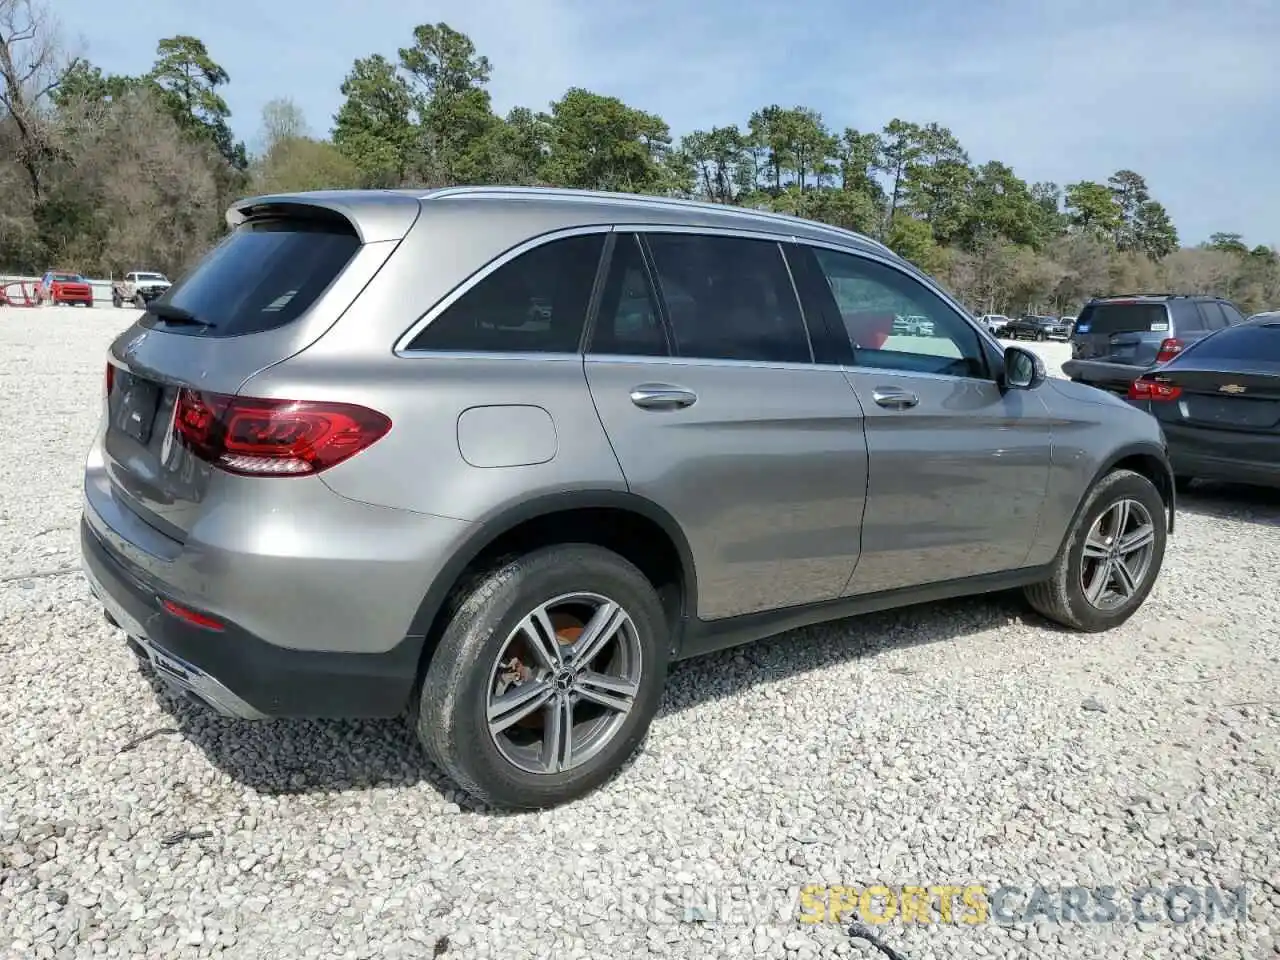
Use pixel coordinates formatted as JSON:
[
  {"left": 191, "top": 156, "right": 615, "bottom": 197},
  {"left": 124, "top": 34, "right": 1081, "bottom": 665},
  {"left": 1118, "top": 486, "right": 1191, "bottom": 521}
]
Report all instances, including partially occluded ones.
[
  {"left": 1075, "top": 303, "right": 1168, "bottom": 336},
  {"left": 1185, "top": 322, "right": 1280, "bottom": 362},
  {"left": 144, "top": 214, "right": 360, "bottom": 338}
]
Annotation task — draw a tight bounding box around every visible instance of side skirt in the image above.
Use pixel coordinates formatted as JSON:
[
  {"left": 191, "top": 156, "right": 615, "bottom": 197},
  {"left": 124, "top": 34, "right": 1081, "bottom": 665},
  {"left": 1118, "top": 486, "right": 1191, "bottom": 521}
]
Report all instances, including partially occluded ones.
[{"left": 675, "top": 565, "right": 1052, "bottom": 661}]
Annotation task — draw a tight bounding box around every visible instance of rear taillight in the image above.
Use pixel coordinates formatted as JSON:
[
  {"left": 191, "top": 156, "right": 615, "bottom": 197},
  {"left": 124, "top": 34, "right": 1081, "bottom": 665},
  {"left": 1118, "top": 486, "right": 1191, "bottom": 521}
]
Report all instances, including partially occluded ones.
[
  {"left": 173, "top": 389, "right": 391, "bottom": 477},
  {"left": 1155, "top": 338, "right": 1184, "bottom": 364},
  {"left": 1128, "top": 378, "right": 1182, "bottom": 402}
]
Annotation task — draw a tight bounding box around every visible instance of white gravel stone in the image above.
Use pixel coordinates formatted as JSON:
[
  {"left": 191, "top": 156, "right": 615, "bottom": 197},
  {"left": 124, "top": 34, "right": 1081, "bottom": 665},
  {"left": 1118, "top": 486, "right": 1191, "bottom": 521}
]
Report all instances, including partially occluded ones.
[{"left": 1, "top": 307, "right": 1278, "bottom": 959}]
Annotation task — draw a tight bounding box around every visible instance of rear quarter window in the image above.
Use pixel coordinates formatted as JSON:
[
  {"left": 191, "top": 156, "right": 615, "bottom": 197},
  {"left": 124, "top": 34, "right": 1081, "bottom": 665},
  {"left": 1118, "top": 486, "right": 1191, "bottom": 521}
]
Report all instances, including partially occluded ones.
[
  {"left": 150, "top": 216, "right": 361, "bottom": 338},
  {"left": 405, "top": 233, "right": 606, "bottom": 353},
  {"left": 1076, "top": 303, "right": 1168, "bottom": 335}
]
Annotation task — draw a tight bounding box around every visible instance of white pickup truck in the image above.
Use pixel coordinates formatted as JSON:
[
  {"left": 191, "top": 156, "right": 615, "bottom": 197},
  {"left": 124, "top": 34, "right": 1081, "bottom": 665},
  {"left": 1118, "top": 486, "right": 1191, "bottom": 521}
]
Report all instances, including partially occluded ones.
[{"left": 112, "top": 271, "right": 171, "bottom": 308}]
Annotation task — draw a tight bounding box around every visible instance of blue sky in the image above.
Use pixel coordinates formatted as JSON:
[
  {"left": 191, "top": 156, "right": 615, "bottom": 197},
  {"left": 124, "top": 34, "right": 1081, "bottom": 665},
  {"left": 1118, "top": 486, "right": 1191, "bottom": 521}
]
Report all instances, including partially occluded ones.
[{"left": 54, "top": 0, "right": 1280, "bottom": 247}]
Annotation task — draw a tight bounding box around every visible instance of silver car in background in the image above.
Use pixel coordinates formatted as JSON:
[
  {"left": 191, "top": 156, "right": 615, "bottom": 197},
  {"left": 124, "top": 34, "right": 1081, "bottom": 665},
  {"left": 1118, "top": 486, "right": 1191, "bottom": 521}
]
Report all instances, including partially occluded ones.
[{"left": 81, "top": 187, "right": 1176, "bottom": 809}]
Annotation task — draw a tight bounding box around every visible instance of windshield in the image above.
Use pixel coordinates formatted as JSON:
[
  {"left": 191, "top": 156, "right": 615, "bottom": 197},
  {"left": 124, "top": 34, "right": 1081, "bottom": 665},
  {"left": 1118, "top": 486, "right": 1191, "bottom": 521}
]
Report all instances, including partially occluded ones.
[
  {"left": 136, "top": 273, "right": 168, "bottom": 282},
  {"left": 53, "top": 273, "right": 82, "bottom": 282}
]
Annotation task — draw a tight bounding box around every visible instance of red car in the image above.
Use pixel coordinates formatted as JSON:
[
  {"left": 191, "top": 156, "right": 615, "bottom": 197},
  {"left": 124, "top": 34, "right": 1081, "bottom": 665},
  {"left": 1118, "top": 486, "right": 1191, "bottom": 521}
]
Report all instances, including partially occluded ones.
[{"left": 37, "top": 271, "right": 94, "bottom": 307}]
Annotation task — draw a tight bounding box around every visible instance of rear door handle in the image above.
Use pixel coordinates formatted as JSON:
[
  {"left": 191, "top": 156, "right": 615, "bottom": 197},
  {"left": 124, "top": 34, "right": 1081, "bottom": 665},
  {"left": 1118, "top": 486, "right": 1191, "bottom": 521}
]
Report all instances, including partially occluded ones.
[
  {"left": 871, "top": 387, "right": 919, "bottom": 410},
  {"left": 630, "top": 383, "right": 697, "bottom": 410}
]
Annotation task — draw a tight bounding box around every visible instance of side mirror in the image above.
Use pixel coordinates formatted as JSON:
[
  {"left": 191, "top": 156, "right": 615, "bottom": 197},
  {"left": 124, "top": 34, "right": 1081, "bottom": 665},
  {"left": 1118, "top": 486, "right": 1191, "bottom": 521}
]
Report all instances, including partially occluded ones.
[{"left": 1003, "top": 346, "right": 1046, "bottom": 390}]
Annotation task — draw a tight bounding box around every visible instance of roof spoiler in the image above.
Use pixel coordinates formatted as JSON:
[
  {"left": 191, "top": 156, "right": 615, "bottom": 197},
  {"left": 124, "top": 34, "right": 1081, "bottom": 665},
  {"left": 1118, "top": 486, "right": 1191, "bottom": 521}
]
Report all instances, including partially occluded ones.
[{"left": 225, "top": 190, "right": 422, "bottom": 244}]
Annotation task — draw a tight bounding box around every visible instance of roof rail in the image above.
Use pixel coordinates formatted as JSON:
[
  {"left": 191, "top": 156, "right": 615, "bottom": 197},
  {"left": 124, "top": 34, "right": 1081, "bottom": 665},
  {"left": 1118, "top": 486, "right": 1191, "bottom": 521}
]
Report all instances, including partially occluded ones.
[
  {"left": 1091, "top": 293, "right": 1189, "bottom": 300},
  {"left": 420, "top": 185, "right": 894, "bottom": 254}
]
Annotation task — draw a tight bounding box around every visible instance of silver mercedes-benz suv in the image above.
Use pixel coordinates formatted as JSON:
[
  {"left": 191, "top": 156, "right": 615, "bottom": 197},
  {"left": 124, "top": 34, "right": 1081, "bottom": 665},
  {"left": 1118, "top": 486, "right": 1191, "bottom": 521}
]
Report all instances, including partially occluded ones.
[{"left": 81, "top": 187, "right": 1175, "bottom": 808}]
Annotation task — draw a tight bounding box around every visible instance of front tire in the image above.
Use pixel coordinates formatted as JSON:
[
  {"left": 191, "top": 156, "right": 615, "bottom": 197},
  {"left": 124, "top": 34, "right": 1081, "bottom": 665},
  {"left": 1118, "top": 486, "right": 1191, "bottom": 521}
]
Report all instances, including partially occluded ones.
[
  {"left": 415, "top": 544, "right": 670, "bottom": 809},
  {"left": 1024, "top": 469, "right": 1167, "bottom": 632}
]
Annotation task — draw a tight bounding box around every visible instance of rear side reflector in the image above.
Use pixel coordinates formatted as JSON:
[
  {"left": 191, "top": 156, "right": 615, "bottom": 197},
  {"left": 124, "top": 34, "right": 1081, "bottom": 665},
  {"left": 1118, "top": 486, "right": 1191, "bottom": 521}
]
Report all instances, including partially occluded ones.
[
  {"left": 173, "top": 390, "right": 391, "bottom": 477},
  {"left": 1128, "top": 379, "right": 1182, "bottom": 402},
  {"left": 161, "top": 599, "right": 225, "bottom": 631},
  {"left": 1155, "top": 338, "right": 1184, "bottom": 364},
  {"left": 105, "top": 361, "right": 115, "bottom": 397}
]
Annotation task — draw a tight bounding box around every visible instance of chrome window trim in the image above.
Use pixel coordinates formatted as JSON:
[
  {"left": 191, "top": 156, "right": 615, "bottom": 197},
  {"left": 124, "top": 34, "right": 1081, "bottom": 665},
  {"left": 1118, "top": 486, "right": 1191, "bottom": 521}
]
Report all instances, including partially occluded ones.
[
  {"left": 394, "top": 224, "right": 616, "bottom": 356},
  {"left": 398, "top": 221, "right": 821, "bottom": 363},
  {"left": 390, "top": 216, "right": 997, "bottom": 381},
  {"left": 584, "top": 352, "right": 994, "bottom": 386},
  {"left": 583, "top": 353, "right": 833, "bottom": 374},
  {"left": 619, "top": 221, "right": 796, "bottom": 243}
]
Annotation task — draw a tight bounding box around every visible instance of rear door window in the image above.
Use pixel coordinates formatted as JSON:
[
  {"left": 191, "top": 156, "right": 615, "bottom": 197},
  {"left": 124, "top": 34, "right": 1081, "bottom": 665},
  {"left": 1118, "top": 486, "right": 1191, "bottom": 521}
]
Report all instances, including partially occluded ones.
[
  {"left": 408, "top": 233, "right": 605, "bottom": 353},
  {"left": 1168, "top": 300, "right": 1203, "bottom": 333},
  {"left": 1220, "top": 302, "right": 1247, "bottom": 325},
  {"left": 1197, "top": 302, "right": 1229, "bottom": 330},
  {"left": 643, "top": 233, "right": 812, "bottom": 364},
  {"left": 155, "top": 216, "right": 361, "bottom": 338},
  {"left": 1077, "top": 302, "right": 1168, "bottom": 335}
]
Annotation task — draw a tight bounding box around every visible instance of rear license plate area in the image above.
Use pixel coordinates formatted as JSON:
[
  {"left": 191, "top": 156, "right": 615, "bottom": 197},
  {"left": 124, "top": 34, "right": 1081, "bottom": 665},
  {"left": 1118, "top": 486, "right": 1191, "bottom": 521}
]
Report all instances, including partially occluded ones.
[
  {"left": 1182, "top": 396, "right": 1278, "bottom": 429},
  {"left": 112, "top": 372, "right": 161, "bottom": 444}
]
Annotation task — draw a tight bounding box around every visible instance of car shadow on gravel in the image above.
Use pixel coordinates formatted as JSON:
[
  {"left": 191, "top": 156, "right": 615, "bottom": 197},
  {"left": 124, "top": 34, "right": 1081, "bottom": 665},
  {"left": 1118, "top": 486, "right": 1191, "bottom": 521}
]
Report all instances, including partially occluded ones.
[
  {"left": 132, "top": 668, "right": 465, "bottom": 802},
  {"left": 1173, "top": 481, "right": 1279, "bottom": 528},
  {"left": 129, "top": 590, "right": 1044, "bottom": 808},
  {"left": 658, "top": 591, "right": 1046, "bottom": 717}
]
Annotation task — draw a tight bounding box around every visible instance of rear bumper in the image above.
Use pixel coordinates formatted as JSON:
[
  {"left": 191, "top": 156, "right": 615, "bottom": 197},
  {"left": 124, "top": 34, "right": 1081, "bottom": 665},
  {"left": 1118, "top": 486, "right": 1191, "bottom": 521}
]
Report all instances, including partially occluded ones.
[
  {"left": 81, "top": 516, "right": 425, "bottom": 719},
  {"left": 52, "top": 289, "right": 93, "bottom": 304},
  {"left": 1162, "top": 425, "right": 1280, "bottom": 488}
]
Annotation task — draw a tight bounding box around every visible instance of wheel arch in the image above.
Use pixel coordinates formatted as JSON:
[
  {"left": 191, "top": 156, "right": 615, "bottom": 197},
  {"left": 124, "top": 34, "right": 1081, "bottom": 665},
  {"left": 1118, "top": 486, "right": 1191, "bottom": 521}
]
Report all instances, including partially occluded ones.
[
  {"left": 406, "top": 490, "right": 699, "bottom": 679},
  {"left": 1066, "top": 440, "right": 1176, "bottom": 549}
]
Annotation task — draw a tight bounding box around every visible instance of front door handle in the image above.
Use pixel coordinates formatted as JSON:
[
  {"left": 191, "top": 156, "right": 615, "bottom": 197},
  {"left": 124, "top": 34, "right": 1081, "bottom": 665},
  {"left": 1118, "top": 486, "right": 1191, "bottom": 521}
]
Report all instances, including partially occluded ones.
[
  {"left": 871, "top": 387, "right": 919, "bottom": 410},
  {"left": 630, "top": 384, "right": 698, "bottom": 410}
]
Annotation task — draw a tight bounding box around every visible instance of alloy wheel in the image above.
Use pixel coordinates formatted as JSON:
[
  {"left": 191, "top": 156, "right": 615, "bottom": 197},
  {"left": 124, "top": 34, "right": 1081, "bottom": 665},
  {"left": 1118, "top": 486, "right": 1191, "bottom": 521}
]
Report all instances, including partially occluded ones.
[
  {"left": 486, "top": 592, "right": 643, "bottom": 775},
  {"left": 1080, "top": 498, "right": 1157, "bottom": 610}
]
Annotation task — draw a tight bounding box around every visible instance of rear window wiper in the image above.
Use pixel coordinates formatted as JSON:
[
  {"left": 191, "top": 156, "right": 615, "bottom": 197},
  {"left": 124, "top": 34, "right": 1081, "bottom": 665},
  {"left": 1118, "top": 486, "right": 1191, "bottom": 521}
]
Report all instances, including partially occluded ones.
[{"left": 148, "top": 302, "right": 215, "bottom": 328}]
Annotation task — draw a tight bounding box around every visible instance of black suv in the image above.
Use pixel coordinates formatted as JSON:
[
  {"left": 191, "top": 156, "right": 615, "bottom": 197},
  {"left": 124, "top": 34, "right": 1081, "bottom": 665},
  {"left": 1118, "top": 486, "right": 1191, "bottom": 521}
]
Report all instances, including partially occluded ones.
[
  {"left": 1004, "top": 315, "right": 1071, "bottom": 341},
  {"left": 1063, "top": 294, "right": 1248, "bottom": 396}
]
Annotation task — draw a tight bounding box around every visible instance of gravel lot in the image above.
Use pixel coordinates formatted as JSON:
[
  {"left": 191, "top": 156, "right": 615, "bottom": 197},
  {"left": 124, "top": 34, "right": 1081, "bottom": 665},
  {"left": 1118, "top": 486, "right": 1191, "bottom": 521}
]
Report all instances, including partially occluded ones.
[{"left": 2, "top": 307, "right": 1277, "bottom": 960}]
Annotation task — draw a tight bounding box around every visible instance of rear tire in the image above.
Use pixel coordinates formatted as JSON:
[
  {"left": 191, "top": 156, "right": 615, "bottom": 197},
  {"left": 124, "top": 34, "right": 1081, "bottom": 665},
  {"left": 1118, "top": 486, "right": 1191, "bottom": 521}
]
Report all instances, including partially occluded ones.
[
  {"left": 1024, "top": 469, "right": 1167, "bottom": 632},
  {"left": 414, "top": 544, "right": 670, "bottom": 809},
  {"left": 1036, "top": 331, "right": 1047, "bottom": 342}
]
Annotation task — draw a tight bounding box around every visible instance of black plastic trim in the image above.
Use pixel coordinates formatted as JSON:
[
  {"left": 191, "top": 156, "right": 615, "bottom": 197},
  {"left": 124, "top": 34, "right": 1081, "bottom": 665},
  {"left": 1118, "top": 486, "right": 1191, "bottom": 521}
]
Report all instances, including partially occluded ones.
[
  {"left": 82, "top": 517, "right": 420, "bottom": 718},
  {"left": 783, "top": 244, "right": 855, "bottom": 366},
  {"left": 678, "top": 564, "right": 1052, "bottom": 660}
]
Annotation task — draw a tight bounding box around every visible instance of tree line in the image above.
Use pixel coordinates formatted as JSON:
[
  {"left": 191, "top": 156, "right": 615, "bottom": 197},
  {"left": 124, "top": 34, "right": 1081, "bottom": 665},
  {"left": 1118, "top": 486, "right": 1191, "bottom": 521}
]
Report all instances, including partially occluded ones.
[{"left": 2, "top": 0, "right": 1277, "bottom": 315}]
